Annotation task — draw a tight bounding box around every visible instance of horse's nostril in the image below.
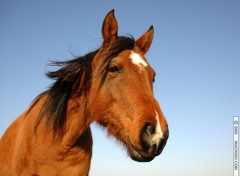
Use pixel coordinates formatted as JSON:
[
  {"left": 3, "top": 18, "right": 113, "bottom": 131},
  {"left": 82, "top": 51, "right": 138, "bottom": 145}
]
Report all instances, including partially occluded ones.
[
  {"left": 145, "top": 123, "right": 155, "bottom": 136},
  {"left": 140, "top": 122, "right": 155, "bottom": 150}
]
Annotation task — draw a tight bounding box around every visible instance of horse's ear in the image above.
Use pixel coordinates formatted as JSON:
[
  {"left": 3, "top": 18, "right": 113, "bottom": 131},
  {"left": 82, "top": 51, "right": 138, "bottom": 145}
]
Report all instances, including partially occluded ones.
[
  {"left": 136, "top": 26, "right": 154, "bottom": 55},
  {"left": 102, "top": 9, "right": 118, "bottom": 44}
]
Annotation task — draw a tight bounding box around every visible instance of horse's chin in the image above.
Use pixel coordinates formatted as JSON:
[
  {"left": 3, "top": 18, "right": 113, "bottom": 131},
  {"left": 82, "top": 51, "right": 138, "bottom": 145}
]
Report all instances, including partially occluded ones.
[{"left": 129, "top": 148, "right": 155, "bottom": 162}]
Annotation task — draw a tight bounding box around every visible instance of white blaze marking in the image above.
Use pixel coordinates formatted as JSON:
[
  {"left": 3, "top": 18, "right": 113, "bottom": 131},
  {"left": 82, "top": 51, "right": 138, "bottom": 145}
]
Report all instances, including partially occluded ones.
[
  {"left": 152, "top": 110, "right": 164, "bottom": 145},
  {"left": 130, "top": 51, "right": 148, "bottom": 67}
]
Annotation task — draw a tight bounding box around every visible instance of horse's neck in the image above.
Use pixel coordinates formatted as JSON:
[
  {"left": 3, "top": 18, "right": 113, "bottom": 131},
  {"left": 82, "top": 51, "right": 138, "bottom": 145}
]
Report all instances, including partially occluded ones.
[
  {"left": 0, "top": 95, "right": 93, "bottom": 175},
  {"left": 60, "top": 96, "right": 92, "bottom": 147},
  {"left": 33, "top": 94, "right": 92, "bottom": 149}
]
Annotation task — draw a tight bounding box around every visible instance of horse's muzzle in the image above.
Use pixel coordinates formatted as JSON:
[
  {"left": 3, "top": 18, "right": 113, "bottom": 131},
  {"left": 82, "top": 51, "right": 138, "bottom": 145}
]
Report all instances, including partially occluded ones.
[{"left": 129, "top": 123, "right": 169, "bottom": 162}]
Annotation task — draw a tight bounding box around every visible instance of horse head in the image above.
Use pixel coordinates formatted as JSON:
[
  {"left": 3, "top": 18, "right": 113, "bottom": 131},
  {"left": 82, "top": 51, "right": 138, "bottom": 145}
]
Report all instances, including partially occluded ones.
[{"left": 89, "top": 10, "right": 169, "bottom": 162}]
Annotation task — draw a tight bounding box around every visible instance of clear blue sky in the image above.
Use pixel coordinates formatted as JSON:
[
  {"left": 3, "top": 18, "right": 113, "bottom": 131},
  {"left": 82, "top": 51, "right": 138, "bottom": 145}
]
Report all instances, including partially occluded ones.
[{"left": 0, "top": 1, "right": 239, "bottom": 176}]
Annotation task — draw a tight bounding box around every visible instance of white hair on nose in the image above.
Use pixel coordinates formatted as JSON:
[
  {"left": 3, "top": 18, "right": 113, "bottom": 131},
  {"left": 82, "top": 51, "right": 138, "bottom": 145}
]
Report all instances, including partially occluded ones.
[{"left": 152, "top": 110, "right": 164, "bottom": 147}]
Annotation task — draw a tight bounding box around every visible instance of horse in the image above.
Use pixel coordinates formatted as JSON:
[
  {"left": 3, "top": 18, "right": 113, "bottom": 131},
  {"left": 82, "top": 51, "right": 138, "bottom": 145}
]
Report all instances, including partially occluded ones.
[{"left": 0, "top": 10, "right": 169, "bottom": 176}]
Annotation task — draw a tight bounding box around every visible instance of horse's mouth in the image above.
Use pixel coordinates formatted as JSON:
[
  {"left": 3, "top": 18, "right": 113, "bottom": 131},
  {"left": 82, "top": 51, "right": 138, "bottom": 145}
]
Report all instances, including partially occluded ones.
[{"left": 128, "top": 135, "right": 168, "bottom": 162}]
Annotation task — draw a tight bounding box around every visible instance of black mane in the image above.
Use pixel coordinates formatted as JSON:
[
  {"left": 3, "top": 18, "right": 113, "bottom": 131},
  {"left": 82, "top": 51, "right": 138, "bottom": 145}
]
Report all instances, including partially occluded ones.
[{"left": 31, "top": 36, "right": 135, "bottom": 139}]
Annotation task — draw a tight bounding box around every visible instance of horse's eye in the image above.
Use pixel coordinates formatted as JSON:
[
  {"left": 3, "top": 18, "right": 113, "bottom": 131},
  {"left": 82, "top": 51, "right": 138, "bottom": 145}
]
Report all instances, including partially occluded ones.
[{"left": 108, "top": 65, "right": 120, "bottom": 73}]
